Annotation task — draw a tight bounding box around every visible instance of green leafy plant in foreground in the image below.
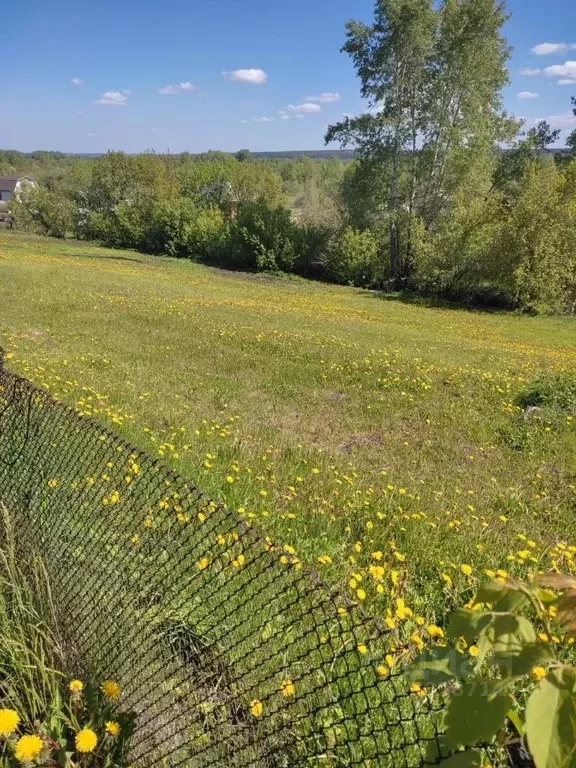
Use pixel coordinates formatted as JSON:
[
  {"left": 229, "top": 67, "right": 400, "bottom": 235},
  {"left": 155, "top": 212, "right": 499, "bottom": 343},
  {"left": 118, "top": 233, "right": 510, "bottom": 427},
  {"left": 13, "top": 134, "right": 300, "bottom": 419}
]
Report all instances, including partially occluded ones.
[{"left": 408, "top": 574, "right": 576, "bottom": 768}]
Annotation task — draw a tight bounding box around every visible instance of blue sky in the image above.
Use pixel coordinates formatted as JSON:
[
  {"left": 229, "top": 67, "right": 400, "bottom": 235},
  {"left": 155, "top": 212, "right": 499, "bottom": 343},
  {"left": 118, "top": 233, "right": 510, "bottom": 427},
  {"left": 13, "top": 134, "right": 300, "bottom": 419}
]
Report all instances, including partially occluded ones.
[{"left": 2, "top": 0, "right": 576, "bottom": 153}]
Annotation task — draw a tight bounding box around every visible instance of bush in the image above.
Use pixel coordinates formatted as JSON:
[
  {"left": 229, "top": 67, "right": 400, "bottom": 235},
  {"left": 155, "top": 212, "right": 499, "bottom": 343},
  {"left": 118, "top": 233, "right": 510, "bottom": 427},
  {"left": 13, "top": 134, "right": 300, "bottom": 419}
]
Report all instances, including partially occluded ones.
[
  {"left": 144, "top": 199, "right": 226, "bottom": 260},
  {"left": 11, "top": 187, "right": 75, "bottom": 239},
  {"left": 325, "top": 227, "right": 383, "bottom": 287},
  {"left": 226, "top": 199, "right": 297, "bottom": 272},
  {"left": 498, "top": 160, "right": 576, "bottom": 314},
  {"left": 517, "top": 371, "right": 576, "bottom": 412}
]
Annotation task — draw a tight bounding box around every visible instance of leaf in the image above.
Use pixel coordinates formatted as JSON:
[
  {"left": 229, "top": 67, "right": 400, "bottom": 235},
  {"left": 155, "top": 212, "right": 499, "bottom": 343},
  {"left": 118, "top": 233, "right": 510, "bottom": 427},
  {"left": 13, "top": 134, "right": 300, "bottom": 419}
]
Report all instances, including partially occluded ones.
[
  {"left": 486, "top": 614, "right": 536, "bottom": 660},
  {"left": 537, "top": 588, "right": 559, "bottom": 605},
  {"left": 447, "top": 609, "right": 491, "bottom": 644},
  {"left": 556, "top": 590, "right": 576, "bottom": 630},
  {"left": 445, "top": 681, "right": 510, "bottom": 746},
  {"left": 407, "top": 647, "right": 464, "bottom": 686},
  {"left": 507, "top": 708, "right": 526, "bottom": 738},
  {"left": 493, "top": 643, "right": 554, "bottom": 678},
  {"left": 526, "top": 668, "right": 576, "bottom": 768},
  {"left": 535, "top": 574, "right": 576, "bottom": 590},
  {"left": 474, "top": 581, "right": 509, "bottom": 605},
  {"left": 441, "top": 750, "right": 483, "bottom": 767},
  {"left": 424, "top": 733, "right": 452, "bottom": 763},
  {"left": 492, "top": 591, "right": 529, "bottom": 613}
]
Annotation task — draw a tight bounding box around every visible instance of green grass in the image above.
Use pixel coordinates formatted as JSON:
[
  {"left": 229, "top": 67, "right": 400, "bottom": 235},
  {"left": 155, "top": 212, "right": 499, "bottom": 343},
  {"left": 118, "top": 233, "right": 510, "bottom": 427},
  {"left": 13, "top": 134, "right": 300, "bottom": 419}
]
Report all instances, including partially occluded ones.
[{"left": 1, "top": 229, "right": 576, "bottom": 636}]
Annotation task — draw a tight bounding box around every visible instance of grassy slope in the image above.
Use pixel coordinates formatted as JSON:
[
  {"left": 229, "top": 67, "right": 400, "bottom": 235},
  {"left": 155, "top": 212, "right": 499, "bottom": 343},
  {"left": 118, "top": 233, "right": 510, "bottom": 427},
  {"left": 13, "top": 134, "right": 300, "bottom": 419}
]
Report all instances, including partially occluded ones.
[{"left": 1, "top": 231, "right": 575, "bottom": 631}]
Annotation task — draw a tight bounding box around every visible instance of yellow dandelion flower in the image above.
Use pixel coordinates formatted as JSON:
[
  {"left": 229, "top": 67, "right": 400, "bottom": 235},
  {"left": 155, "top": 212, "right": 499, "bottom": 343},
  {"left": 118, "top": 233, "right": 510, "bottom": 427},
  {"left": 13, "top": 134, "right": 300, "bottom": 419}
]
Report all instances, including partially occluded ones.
[
  {"left": 357, "top": 644, "right": 368, "bottom": 655},
  {"left": 0, "top": 709, "right": 20, "bottom": 736},
  {"left": 198, "top": 557, "right": 210, "bottom": 570},
  {"left": 337, "top": 606, "right": 348, "bottom": 615},
  {"left": 411, "top": 632, "right": 424, "bottom": 651},
  {"left": 250, "top": 699, "right": 263, "bottom": 717},
  {"left": 47, "top": 479, "right": 58, "bottom": 488},
  {"left": 469, "top": 645, "right": 480, "bottom": 657},
  {"left": 280, "top": 679, "right": 295, "bottom": 697},
  {"left": 69, "top": 679, "right": 84, "bottom": 695},
  {"left": 427, "top": 625, "right": 444, "bottom": 639},
  {"left": 75, "top": 728, "right": 98, "bottom": 753},
  {"left": 415, "top": 617, "right": 425, "bottom": 626},
  {"left": 105, "top": 721, "right": 120, "bottom": 737},
  {"left": 14, "top": 734, "right": 43, "bottom": 763},
  {"left": 232, "top": 553, "right": 245, "bottom": 567},
  {"left": 357, "top": 588, "right": 366, "bottom": 601},
  {"left": 376, "top": 665, "right": 389, "bottom": 678},
  {"left": 101, "top": 680, "right": 120, "bottom": 700},
  {"left": 460, "top": 564, "right": 473, "bottom": 576},
  {"left": 531, "top": 666, "right": 547, "bottom": 681},
  {"left": 410, "top": 683, "right": 425, "bottom": 696}
]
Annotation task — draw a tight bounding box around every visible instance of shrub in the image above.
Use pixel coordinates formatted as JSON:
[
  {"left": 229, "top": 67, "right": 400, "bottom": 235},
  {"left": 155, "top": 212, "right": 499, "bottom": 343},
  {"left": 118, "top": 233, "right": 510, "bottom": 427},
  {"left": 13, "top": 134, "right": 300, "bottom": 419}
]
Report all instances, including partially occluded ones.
[
  {"left": 227, "top": 199, "right": 297, "bottom": 272},
  {"left": 498, "top": 160, "right": 576, "bottom": 314},
  {"left": 517, "top": 371, "right": 576, "bottom": 412},
  {"left": 11, "top": 187, "right": 75, "bottom": 239},
  {"left": 325, "top": 227, "right": 383, "bottom": 287},
  {"left": 144, "top": 199, "right": 226, "bottom": 259}
]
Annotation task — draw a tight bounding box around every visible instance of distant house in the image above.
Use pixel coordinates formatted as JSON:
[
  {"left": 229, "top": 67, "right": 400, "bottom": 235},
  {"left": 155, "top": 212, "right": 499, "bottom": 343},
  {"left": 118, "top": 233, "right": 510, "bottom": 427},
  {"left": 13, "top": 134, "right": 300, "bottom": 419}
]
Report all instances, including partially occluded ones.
[{"left": 0, "top": 175, "right": 38, "bottom": 203}]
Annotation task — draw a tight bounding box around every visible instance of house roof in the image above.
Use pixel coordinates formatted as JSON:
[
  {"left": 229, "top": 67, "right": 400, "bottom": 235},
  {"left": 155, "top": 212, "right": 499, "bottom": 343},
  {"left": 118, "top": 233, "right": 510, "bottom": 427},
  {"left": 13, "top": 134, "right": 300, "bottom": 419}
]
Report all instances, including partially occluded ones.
[{"left": 0, "top": 175, "right": 36, "bottom": 192}]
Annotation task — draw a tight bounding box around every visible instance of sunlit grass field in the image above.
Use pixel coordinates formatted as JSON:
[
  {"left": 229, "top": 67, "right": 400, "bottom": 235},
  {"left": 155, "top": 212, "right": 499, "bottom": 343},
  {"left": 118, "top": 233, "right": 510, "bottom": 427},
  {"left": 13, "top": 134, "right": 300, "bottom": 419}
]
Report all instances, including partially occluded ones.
[{"left": 1, "top": 230, "right": 575, "bottom": 647}]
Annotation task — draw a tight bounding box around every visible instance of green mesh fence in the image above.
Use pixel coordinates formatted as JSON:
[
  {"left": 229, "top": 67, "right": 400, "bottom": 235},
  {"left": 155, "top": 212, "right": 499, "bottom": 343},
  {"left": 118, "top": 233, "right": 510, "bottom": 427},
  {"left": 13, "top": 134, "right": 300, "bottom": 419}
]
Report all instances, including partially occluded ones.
[{"left": 0, "top": 353, "right": 449, "bottom": 767}]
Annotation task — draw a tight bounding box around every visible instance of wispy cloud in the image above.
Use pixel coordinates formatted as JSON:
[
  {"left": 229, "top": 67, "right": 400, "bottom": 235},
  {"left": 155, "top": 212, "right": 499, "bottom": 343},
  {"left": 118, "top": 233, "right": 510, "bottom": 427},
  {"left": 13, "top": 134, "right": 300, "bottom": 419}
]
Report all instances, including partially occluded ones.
[
  {"left": 158, "top": 82, "right": 195, "bottom": 95},
  {"left": 531, "top": 42, "right": 576, "bottom": 56},
  {"left": 71, "top": 77, "right": 84, "bottom": 85},
  {"left": 519, "top": 67, "right": 541, "bottom": 76},
  {"left": 94, "top": 90, "right": 130, "bottom": 106},
  {"left": 281, "top": 103, "right": 321, "bottom": 116},
  {"left": 252, "top": 116, "right": 274, "bottom": 122},
  {"left": 305, "top": 92, "right": 341, "bottom": 103},
  {"left": 223, "top": 68, "right": 267, "bottom": 84},
  {"left": 517, "top": 91, "right": 539, "bottom": 99},
  {"left": 87, "top": 132, "right": 96, "bottom": 137},
  {"left": 558, "top": 78, "right": 576, "bottom": 85},
  {"left": 543, "top": 61, "right": 576, "bottom": 82},
  {"left": 522, "top": 112, "right": 576, "bottom": 130}
]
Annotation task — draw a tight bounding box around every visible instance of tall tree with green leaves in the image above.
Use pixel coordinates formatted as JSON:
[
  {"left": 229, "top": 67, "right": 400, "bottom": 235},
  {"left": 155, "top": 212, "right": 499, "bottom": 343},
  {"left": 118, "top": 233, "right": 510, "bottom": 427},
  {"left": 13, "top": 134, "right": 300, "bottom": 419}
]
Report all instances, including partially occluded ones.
[
  {"left": 326, "top": 0, "right": 513, "bottom": 288},
  {"left": 326, "top": 0, "right": 436, "bottom": 284}
]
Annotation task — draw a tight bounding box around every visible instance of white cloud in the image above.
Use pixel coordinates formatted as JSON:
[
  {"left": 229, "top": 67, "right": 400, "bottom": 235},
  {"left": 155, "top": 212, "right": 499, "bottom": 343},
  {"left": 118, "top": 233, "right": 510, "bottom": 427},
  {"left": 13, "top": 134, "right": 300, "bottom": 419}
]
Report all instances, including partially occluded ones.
[
  {"left": 305, "top": 92, "right": 341, "bottom": 103},
  {"left": 94, "top": 91, "right": 129, "bottom": 106},
  {"left": 71, "top": 77, "right": 84, "bottom": 85},
  {"left": 284, "top": 103, "right": 321, "bottom": 114},
  {"left": 543, "top": 61, "right": 576, "bottom": 79},
  {"left": 252, "top": 116, "right": 274, "bottom": 122},
  {"left": 87, "top": 132, "right": 96, "bottom": 137},
  {"left": 280, "top": 113, "right": 290, "bottom": 120},
  {"left": 158, "top": 82, "right": 195, "bottom": 95},
  {"left": 223, "top": 68, "right": 267, "bottom": 84},
  {"left": 558, "top": 78, "right": 576, "bottom": 85},
  {"left": 531, "top": 42, "right": 576, "bottom": 56},
  {"left": 522, "top": 112, "right": 576, "bottom": 130},
  {"left": 517, "top": 91, "right": 539, "bottom": 99},
  {"left": 520, "top": 67, "right": 541, "bottom": 76}
]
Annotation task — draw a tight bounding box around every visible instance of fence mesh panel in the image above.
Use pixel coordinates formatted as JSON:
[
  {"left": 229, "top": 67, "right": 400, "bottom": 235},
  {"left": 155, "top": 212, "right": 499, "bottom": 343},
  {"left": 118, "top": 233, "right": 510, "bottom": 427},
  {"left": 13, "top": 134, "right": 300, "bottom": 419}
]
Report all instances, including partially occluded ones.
[{"left": 0, "top": 354, "right": 448, "bottom": 767}]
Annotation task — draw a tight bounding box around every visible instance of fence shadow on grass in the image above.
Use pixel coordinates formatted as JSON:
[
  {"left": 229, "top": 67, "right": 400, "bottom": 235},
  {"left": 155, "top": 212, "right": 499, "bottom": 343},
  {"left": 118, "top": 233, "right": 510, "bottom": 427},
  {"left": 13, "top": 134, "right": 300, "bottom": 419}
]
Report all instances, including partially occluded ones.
[{"left": 0, "top": 350, "right": 447, "bottom": 767}]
